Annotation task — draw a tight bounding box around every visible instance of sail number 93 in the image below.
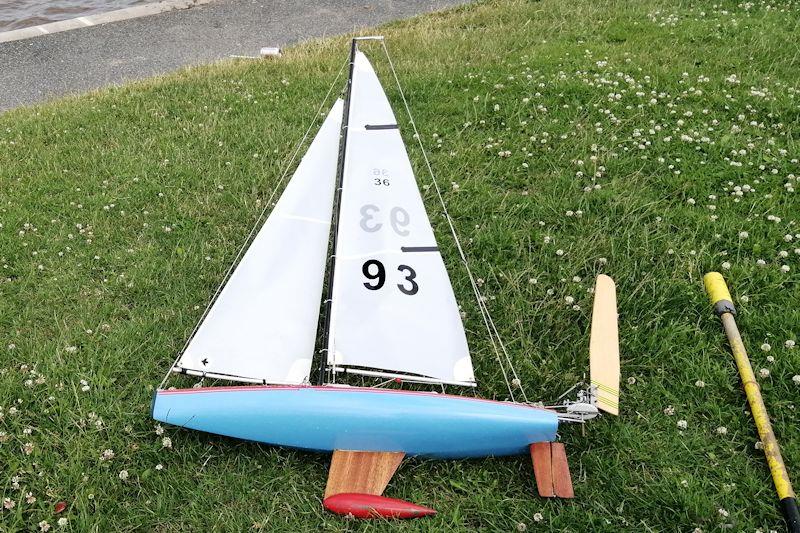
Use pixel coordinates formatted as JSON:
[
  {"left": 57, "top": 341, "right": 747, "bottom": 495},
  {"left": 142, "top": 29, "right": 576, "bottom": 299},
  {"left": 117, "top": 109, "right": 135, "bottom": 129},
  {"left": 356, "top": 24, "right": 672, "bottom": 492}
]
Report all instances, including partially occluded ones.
[{"left": 362, "top": 260, "right": 418, "bottom": 295}]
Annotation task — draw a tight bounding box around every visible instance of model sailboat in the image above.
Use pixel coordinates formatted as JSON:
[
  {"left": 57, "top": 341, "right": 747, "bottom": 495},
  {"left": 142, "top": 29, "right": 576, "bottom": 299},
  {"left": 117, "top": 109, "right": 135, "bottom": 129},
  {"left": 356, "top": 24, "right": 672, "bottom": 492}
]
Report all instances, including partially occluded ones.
[{"left": 152, "top": 37, "right": 621, "bottom": 519}]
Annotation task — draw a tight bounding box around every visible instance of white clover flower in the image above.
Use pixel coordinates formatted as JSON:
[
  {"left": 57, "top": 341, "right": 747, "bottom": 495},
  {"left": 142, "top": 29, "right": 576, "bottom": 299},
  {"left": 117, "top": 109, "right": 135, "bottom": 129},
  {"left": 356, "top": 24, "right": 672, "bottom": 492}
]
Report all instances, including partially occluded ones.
[
  {"left": 677, "top": 420, "right": 688, "bottom": 430},
  {"left": 759, "top": 368, "right": 770, "bottom": 378},
  {"left": 695, "top": 380, "right": 705, "bottom": 388},
  {"left": 738, "top": 231, "right": 749, "bottom": 239},
  {"left": 785, "top": 340, "right": 796, "bottom": 349},
  {"left": 118, "top": 470, "right": 129, "bottom": 481},
  {"left": 533, "top": 512, "right": 544, "bottom": 522},
  {"left": 664, "top": 405, "right": 675, "bottom": 416},
  {"left": 565, "top": 296, "right": 575, "bottom": 305},
  {"left": 555, "top": 249, "right": 564, "bottom": 256},
  {"left": 781, "top": 265, "right": 790, "bottom": 273},
  {"left": 57, "top": 518, "right": 68, "bottom": 527},
  {"left": 38, "top": 521, "right": 50, "bottom": 532},
  {"left": 793, "top": 375, "right": 800, "bottom": 385},
  {"left": 756, "top": 259, "right": 767, "bottom": 266},
  {"left": 100, "top": 449, "right": 115, "bottom": 461},
  {"left": 721, "top": 261, "right": 731, "bottom": 270},
  {"left": 716, "top": 426, "right": 728, "bottom": 435},
  {"left": 761, "top": 343, "right": 771, "bottom": 352},
  {"left": 162, "top": 437, "right": 173, "bottom": 449},
  {"left": 156, "top": 464, "right": 164, "bottom": 471}
]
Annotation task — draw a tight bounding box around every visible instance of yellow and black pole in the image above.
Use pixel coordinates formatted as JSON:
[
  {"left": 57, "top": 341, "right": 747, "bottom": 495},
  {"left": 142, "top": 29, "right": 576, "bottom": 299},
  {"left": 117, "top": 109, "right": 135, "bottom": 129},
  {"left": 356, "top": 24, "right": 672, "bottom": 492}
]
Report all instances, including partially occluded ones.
[{"left": 704, "top": 272, "right": 799, "bottom": 533}]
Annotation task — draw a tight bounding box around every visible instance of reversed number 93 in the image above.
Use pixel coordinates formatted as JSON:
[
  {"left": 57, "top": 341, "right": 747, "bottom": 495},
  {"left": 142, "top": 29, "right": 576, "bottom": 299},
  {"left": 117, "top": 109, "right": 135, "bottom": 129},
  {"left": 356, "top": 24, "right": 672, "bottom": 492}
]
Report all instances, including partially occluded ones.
[
  {"left": 362, "top": 259, "right": 418, "bottom": 295},
  {"left": 359, "top": 205, "right": 410, "bottom": 236}
]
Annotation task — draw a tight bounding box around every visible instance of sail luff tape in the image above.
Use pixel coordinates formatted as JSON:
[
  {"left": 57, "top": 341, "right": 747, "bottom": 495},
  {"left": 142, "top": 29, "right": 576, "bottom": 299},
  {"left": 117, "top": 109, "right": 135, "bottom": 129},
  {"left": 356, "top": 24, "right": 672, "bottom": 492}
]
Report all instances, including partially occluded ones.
[{"left": 703, "top": 272, "right": 736, "bottom": 316}]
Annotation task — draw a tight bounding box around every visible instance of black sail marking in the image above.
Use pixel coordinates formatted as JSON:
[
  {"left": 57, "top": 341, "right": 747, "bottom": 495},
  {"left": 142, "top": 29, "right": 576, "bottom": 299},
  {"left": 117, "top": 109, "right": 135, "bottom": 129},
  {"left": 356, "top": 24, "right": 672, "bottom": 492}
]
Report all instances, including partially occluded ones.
[{"left": 365, "top": 124, "right": 399, "bottom": 130}]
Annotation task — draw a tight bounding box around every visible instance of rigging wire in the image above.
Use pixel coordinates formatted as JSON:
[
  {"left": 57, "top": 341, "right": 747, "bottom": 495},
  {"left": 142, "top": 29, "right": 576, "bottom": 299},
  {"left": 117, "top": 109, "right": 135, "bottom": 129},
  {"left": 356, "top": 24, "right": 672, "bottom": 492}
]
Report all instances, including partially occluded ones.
[
  {"left": 158, "top": 57, "right": 349, "bottom": 390},
  {"left": 380, "top": 40, "right": 528, "bottom": 403}
]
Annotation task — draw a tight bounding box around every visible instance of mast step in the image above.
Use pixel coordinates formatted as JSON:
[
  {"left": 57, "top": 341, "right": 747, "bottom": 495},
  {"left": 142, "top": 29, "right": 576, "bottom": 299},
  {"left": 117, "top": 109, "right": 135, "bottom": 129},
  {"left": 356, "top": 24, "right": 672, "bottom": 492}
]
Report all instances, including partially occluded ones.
[{"left": 530, "top": 442, "right": 574, "bottom": 499}]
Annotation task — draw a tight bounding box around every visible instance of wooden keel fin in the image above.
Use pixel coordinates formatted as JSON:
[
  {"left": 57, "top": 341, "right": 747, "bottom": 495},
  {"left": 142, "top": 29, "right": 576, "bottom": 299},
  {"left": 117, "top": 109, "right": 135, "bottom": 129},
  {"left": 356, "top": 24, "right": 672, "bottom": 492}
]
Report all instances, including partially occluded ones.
[
  {"left": 529, "top": 442, "right": 574, "bottom": 499},
  {"left": 324, "top": 450, "right": 405, "bottom": 499}
]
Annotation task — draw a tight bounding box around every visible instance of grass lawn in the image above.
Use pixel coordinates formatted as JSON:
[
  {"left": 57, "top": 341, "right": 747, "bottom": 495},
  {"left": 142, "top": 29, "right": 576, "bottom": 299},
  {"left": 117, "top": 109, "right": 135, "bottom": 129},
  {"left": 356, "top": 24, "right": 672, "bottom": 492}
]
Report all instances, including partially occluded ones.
[{"left": 2, "top": 0, "right": 800, "bottom": 530}]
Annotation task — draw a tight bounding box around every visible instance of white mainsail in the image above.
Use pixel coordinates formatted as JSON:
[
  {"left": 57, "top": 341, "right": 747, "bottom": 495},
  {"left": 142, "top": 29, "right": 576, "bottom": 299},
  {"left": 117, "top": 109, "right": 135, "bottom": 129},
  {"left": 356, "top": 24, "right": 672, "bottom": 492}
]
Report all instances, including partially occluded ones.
[
  {"left": 175, "top": 99, "right": 344, "bottom": 384},
  {"left": 326, "top": 52, "right": 475, "bottom": 386}
]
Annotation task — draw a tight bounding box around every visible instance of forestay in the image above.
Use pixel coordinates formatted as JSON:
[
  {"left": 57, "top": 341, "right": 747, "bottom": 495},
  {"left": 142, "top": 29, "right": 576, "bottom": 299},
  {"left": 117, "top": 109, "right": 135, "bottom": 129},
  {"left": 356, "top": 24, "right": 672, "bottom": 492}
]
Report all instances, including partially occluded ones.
[
  {"left": 175, "top": 99, "right": 344, "bottom": 384},
  {"left": 326, "top": 52, "right": 475, "bottom": 386}
]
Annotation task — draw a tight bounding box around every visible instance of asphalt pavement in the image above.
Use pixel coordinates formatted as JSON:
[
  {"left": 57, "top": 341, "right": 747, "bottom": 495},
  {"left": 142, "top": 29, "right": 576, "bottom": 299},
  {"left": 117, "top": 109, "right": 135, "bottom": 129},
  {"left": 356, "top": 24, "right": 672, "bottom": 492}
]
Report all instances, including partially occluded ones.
[{"left": 0, "top": 0, "right": 468, "bottom": 112}]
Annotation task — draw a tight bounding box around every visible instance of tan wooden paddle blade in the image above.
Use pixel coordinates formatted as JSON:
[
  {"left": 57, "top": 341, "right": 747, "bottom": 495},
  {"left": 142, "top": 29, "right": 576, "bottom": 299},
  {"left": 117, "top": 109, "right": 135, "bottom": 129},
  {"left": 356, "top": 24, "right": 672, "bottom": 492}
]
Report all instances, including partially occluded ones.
[
  {"left": 324, "top": 450, "right": 405, "bottom": 499},
  {"left": 529, "top": 442, "right": 574, "bottom": 499},
  {"left": 590, "top": 274, "right": 620, "bottom": 415}
]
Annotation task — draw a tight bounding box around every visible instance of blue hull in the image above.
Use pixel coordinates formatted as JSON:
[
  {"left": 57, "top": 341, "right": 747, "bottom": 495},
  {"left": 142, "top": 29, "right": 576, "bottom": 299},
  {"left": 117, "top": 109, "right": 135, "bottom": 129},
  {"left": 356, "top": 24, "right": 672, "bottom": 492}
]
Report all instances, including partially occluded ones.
[{"left": 152, "top": 386, "right": 558, "bottom": 458}]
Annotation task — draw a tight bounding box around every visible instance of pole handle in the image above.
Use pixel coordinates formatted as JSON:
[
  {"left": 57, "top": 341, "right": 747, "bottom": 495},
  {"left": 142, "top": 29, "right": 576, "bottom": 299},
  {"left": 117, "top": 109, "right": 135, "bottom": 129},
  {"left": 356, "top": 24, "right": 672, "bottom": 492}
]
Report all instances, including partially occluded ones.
[
  {"left": 703, "top": 272, "right": 736, "bottom": 315},
  {"left": 781, "top": 497, "right": 800, "bottom": 533}
]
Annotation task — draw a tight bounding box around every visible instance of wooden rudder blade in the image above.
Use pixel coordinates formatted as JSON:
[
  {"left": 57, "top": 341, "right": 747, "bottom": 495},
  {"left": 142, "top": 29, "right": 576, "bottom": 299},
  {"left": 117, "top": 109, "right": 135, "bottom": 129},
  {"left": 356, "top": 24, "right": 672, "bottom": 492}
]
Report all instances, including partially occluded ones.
[
  {"left": 551, "top": 442, "right": 574, "bottom": 498},
  {"left": 530, "top": 442, "right": 555, "bottom": 498},
  {"left": 529, "top": 442, "right": 574, "bottom": 499}
]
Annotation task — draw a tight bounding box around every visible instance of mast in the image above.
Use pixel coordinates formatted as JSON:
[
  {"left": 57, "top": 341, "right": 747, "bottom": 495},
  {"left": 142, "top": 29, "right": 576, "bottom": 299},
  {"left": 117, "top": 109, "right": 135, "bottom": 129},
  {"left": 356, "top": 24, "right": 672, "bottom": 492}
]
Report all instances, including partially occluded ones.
[{"left": 317, "top": 38, "right": 359, "bottom": 385}]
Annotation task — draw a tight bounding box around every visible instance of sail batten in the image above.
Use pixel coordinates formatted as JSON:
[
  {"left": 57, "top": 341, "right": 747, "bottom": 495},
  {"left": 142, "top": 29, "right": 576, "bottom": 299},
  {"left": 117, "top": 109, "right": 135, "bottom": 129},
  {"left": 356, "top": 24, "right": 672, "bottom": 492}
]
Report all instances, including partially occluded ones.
[
  {"left": 326, "top": 51, "right": 475, "bottom": 385},
  {"left": 176, "top": 99, "right": 344, "bottom": 385}
]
